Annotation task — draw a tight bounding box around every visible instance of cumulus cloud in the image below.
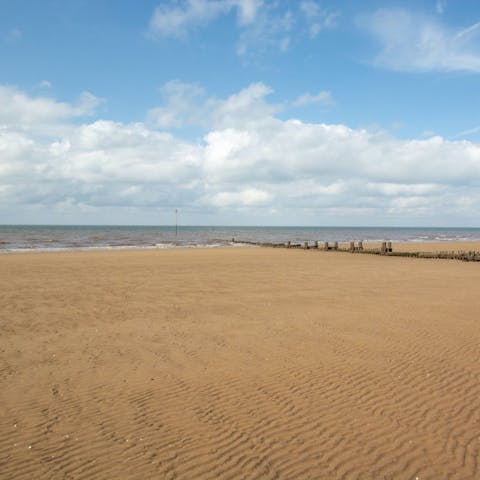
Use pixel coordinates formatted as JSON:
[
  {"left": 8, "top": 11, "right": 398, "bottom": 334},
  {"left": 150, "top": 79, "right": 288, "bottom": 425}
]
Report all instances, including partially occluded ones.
[
  {"left": 147, "top": 80, "right": 207, "bottom": 128},
  {"left": 360, "top": 8, "right": 480, "bottom": 73},
  {"left": 211, "top": 82, "right": 281, "bottom": 128},
  {"left": 1, "top": 83, "right": 480, "bottom": 224},
  {"left": 0, "top": 85, "right": 103, "bottom": 127},
  {"left": 148, "top": 81, "right": 281, "bottom": 129}
]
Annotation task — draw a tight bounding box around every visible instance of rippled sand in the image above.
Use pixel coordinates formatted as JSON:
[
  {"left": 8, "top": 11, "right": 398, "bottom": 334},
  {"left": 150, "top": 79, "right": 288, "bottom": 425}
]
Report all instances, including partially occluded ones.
[{"left": 1, "top": 246, "right": 479, "bottom": 479}]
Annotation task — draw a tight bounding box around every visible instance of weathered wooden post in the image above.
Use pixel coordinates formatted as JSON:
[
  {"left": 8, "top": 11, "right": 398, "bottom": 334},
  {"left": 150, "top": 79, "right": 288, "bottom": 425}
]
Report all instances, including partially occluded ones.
[
  {"left": 358, "top": 241, "right": 363, "bottom": 251},
  {"left": 303, "top": 241, "right": 309, "bottom": 249},
  {"left": 349, "top": 241, "right": 355, "bottom": 252},
  {"left": 381, "top": 241, "right": 387, "bottom": 253},
  {"left": 324, "top": 241, "right": 329, "bottom": 251},
  {"left": 387, "top": 241, "right": 392, "bottom": 252},
  {"left": 333, "top": 241, "right": 338, "bottom": 250},
  {"left": 313, "top": 241, "right": 318, "bottom": 249},
  {"left": 286, "top": 241, "right": 291, "bottom": 248}
]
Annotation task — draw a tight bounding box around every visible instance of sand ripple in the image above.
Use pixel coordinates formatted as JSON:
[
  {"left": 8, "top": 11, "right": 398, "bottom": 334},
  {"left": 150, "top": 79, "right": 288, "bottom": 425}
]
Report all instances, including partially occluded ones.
[{"left": 1, "top": 248, "right": 479, "bottom": 479}]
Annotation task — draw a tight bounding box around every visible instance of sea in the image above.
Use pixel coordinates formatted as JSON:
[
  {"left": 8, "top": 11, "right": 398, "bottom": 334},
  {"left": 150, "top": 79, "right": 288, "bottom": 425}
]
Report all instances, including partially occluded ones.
[{"left": 1, "top": 225, "right": 480, "bottom": 253}]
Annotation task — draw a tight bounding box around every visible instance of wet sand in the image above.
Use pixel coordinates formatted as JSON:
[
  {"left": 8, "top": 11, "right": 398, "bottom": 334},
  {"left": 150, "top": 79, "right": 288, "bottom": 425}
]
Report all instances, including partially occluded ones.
[
  {"left": 364, "top": 241, "right": 480, "bottom": 253},
  {"left": 1, "top": 246, "right": 480, "bottom": 479}
]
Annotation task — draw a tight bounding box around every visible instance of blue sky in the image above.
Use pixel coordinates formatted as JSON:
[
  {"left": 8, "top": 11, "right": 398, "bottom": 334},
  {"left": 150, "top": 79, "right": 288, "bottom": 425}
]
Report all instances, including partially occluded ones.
[{"left": 1, "top": 0, "right": 480, "bottom": 225}]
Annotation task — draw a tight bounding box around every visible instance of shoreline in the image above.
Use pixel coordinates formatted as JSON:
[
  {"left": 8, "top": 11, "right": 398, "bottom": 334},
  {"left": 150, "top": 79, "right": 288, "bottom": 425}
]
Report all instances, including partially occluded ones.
[{"left": 2, "top": 239, "right": 480, "bottom": 255}]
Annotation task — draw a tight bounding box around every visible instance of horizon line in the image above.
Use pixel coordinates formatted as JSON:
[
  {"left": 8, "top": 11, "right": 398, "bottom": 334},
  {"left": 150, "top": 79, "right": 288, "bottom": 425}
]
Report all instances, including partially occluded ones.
[{"left": 1, "top": 224, "right": 480, "bottom": 229}]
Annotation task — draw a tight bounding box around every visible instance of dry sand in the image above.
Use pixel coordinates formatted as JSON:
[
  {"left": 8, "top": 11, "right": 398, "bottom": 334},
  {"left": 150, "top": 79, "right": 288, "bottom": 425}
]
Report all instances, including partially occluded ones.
[{"left": 1, "top": 246, "right": 480, "bottom": 479}]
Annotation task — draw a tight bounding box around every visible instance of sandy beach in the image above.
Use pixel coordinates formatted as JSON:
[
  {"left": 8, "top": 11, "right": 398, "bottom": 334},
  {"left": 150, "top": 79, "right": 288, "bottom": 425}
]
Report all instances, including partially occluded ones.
[{"left": 1, "top": 245, "right": 480, "bottom": 479}]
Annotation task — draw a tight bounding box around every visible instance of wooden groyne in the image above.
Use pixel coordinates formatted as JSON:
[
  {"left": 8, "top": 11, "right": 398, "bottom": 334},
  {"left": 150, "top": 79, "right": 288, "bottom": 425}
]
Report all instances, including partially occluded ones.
[{"left": 231, "top": 239, "right": 480, "bottom": 262}]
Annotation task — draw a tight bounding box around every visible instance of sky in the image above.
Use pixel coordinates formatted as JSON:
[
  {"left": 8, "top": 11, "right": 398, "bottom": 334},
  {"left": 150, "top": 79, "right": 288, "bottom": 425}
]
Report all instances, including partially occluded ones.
[{"left": 1, "top": 0, "right": 480, "bottom": 226}]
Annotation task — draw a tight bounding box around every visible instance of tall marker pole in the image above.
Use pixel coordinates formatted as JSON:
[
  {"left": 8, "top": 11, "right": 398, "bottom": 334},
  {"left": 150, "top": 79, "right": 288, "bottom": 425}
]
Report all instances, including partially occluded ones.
[{"left": 175, "top": 209, "right": 178, "bottom": 239}]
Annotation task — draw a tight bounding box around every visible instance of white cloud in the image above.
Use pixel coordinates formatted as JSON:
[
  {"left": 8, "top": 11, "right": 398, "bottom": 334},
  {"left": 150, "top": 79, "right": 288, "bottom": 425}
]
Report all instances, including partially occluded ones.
[
  {"left": 435, "top": 0, "right": 447, "bottom": 15},
  {"left": 207, "top": 188, "right": 272, "bottom": 207},
  {"left": 147, "top": 80, "right": 207, "bottom": 128},
  {"left": 361, "top": 8, "right": 480, "bottom": 73},
  {"left": 233, "top": 0, "right": 263, "bottom": 25},
  {"left": 300, "top": 1, "right": 339, "bottom": 38},
  {"left": 456, "top": 21, "right": 480, "bottom": 39},
  {"left": 2, "top": 83, "right": 480, "bottom": 224},
  {"left": 148, "top": 81, "right": 281, "bottom": 129},
  {"left": 366, "top": 182, "right": 439, "bottom": 196},
  {"left": 421, "top": 130, "right": 436, "bottom": 138},
  {"left": 148, "top": 0, "right": 229, "bottom": 38},
  {"left": 38, "top": 80, "right": 52, "bottom": 89},
  {"left": 211, "top": 82, "right": 281, "bottom": 128},
  {"left": 148, "top": 0, "right": 262, "bottom": 38},
  {"left": 451, "top": 125, "right": 480, "bottom": 139},
  {"left": 0, "top": 85, "right": 103, "bottom": 127},
  {"left": 236, "top": 7, "right": 293, "bottom": 57},
  {"left": 148, "top": 1, "right": 332, "bottom": 58},
  {"left": 292, "top": 90, "right": 332, "bottom": 107}
]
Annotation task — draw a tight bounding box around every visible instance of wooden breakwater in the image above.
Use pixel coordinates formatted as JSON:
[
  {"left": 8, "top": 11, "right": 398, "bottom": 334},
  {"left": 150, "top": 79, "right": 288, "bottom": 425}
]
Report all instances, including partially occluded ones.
[{"left": 231, "top": 239, "right": 480, "bottom": 262}]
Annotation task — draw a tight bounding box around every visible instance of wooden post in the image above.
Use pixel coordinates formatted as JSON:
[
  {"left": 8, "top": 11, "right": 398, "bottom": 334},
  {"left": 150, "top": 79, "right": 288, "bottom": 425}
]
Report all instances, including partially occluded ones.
[
  {"left": 324, "top": 241, "right": 329, "bottom": 251},
  {"left": 387, "top": 241, "right": 392, "bottom": 252},
  {"left": 313, "top": 241, "right": 318, "bottom": 249},
  {"left": 303, "top": 241, "right": 309, "bottom": 249},
  {"left": 349, "top": 241, "right": 355, "bottom": 251},
  {"left": 381, "top": 241, "right": 387, "bottom": 253},
  {"left": 286, "top": 241, "right": 291, "bottom": 248},
  {"left": 333, "top": 241, "right": 338, "bottom": 250},
  {"left": 358, "top": 241, "right": 363, "bottom": 251}
]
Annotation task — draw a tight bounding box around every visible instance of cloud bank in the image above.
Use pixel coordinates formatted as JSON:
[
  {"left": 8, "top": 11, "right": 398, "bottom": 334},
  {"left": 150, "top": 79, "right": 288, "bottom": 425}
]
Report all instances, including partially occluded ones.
[{"left": 1, "top": 83, "right": 480, "bottom": 225}]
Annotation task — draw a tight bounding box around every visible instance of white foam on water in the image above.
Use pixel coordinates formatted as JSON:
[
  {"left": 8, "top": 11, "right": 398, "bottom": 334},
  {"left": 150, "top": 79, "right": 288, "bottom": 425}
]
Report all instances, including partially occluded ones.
[{"left": 0, "top": 242, "right": 256, "bottom": 254}]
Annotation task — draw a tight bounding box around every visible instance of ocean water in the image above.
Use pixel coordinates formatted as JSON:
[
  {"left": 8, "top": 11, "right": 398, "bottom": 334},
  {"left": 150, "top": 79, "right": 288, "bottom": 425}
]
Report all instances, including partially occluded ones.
[{"left": 1, "top": 225, "right": 480, "bottom": 253}]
